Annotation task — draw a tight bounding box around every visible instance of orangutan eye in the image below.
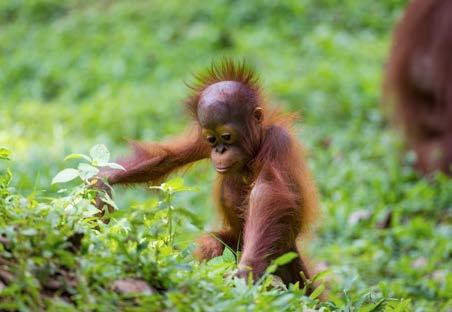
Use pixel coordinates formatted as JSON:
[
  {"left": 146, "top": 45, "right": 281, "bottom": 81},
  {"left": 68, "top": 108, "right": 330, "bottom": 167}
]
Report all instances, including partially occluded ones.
[
  {"left": 207, "top": 136, "right": 216, "bottom": 145},
  {"left": 221, "top": 133, "right": 232, "bottom": 142}
]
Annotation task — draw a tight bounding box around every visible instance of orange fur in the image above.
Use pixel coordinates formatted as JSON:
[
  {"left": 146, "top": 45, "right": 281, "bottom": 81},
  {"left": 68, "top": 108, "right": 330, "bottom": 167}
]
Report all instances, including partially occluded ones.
[
  {"left": 100, "top": 60, "right": 320, "bottom": 290},
  {"left": 384, "top": 0, "right": 452, "bottom": 175}
]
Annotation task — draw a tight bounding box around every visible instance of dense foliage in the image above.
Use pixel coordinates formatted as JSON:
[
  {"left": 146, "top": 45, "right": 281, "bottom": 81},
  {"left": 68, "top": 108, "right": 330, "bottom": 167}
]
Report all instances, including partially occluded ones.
[{"left": 0, "top": 0, "right": 451, "bottom": 310}]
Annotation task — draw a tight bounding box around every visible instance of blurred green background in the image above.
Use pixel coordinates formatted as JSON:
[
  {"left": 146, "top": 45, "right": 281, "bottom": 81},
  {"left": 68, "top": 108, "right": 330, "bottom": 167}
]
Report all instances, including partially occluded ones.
[{"left": 1, "top": 0, "right": 451, "bottom": 309}]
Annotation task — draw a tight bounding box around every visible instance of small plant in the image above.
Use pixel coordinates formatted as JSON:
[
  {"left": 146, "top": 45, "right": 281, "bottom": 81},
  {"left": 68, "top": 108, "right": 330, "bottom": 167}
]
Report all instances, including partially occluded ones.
[
  {"left": 150, "top": 178, "right": 195, "bottom": 249},
  {"left": 52, "top": 143, "right": 125, "bottom": 184},
  {"left": 1, "top": 147, "right": 412, "bottom": 310},
  {"left": 51, "top": 144, "right": 125, "bottom": 218}
]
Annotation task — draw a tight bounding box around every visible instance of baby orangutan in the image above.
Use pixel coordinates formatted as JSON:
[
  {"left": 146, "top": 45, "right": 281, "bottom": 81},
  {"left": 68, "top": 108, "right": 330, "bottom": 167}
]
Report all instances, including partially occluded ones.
[{"left": 94, "top": 60, "right": 319, "bottom": 288}]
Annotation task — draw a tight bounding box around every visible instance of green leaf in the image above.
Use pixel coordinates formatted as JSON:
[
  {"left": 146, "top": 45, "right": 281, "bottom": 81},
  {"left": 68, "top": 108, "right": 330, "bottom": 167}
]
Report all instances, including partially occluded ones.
[
  {"left": 104, "top": 162, "right": 126, "bottom": 171},
  {"left": 222, "top": 247, "right": 236, "bottom": 263},
  {"left": 0, "top": 147, "right": 11, "bottom": 160},
  {"left": 272, "top": 293, "right": 293, "bottom": 306},
  {"left": 101, "top": 193, "right": 118, "bottom": 210},
  {"left": 207, "top": 256, "right": 224, "bottom": 266},
  {"left": 273, "top": 252, "right": 298, "bottom": 266},
  {"left": 52, "top": 168, "right": 80, "bottom": 184},
  {"left": 64, "top": 153, "right": 92, "bottom": 162},
  {"left": 164, "top": 177, "right": 192, "bottom": 192},
  {"left": 82, "top": 204, "right": 101, "bottom": 217},
  {"left": 265, "top": 263, "right": 278, "bottom": 274},
  {"left": 265, "top": 252, "right": 298, "bottom": 275},
  {"left": 78, "top": 163, "right": 99, "bottom": 180},
  {"left": 312, "top": 269, "right": 331, "bottom": 283},
  {"left": 358, "top": 299, "right": 385, "bottom": 312},
  {"left": 309, "top": 283, "right": 325, "bottom": 300},
  {"left": 90, "top": 144, "right": 110, "bottom": 165}
]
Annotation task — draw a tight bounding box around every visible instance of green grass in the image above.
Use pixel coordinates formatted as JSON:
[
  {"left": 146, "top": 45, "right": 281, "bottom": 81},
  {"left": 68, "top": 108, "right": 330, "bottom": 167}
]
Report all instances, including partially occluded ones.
[{"left": 1, "top": 0, "right": 451, "bottom": 310}]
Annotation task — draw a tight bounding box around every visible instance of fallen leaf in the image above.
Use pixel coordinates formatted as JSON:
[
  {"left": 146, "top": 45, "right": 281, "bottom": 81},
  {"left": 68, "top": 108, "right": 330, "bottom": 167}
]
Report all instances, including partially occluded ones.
[
  {"left": 112, "top": 278, "right": 155, "bottom": 295},
  {"left": 412, "top": 257, "right": 428, "bottom": 269},
  {"left": 0, "top": 269, "right": 13, "bottom": 284},
  {"left": 348, "top": 209, "right": 372, "bottom": 225}
]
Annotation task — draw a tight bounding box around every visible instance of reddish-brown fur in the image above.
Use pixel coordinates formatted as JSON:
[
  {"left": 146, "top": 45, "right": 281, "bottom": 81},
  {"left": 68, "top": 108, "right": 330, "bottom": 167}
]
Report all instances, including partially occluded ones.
[
  {"left": 97, "top": 60, "right": 319, "bottom": 288},
  {"left": 384, "top": 0, "right": 452, "bottom": 175}
]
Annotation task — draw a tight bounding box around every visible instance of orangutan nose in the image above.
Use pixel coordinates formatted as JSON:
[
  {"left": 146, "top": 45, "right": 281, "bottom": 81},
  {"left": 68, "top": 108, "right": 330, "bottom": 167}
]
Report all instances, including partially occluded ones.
[{"left": 215, "top": 144, "right": 226, "bottom": 154}]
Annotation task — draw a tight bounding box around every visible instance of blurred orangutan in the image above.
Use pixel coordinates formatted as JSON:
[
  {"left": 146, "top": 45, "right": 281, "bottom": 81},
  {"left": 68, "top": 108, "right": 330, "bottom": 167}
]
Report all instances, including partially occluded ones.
[
  {"left": 384, "top": 0, "right": 452, "bottom": 175},
  {"left": 94, "top": 60, "right": 319, "bottom": 289}
]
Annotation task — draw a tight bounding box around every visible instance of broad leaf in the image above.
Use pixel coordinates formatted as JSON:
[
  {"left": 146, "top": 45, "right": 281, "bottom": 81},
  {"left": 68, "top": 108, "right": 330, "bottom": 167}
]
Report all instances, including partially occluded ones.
[
  {"left": 309, "top": 283, "right": 325, "bottom": 300},
  {"left": 83, "top": 204, "right": 101, "bottom": 217},
  {"left": 90, "top": 144, "right": 110, "bottom": 165},
  {"left": 160, "top": 177, "right": 193, "bottom": 193},
  {"left": 64, "top": 153, "right": 92, "bottom": 162},
  {"left": 78, "top": 163, "right": 99, "bottom": 180},
  {"left": 312, "top": 269, "right": 331, "bottom": 283},
  {"left": 273, "top": 252, "right": 298, "bottom": 266},
  {"left": 101, "top": 193, "right": 118, "bottom": 210},
  {"left": 207, "top": 256, "right": 224, "bottom": 266},
  {"left": 52, "top": 168, "right": 80, "bottom": 184},
  {"left": 222, "top": 247, "right": 236, "bottom": 263},
  {"left": 104, "top": 162, "right": 126, "bottom": 171}
]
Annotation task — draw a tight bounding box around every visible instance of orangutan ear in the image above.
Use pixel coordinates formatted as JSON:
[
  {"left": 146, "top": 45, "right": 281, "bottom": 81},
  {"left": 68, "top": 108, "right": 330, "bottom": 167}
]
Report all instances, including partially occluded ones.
[{"left": 253, "top": 107, "right": 263, "bottom": 123}]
